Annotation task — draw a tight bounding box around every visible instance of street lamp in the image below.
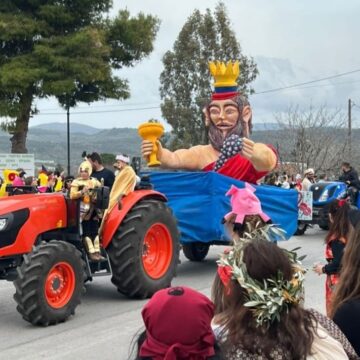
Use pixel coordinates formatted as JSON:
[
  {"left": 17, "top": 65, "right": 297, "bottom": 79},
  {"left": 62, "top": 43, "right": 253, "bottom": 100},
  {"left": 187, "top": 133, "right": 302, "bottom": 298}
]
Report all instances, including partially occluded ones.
[
  {"left": 67, "top": 101, "right": 70, "bottom": 175},
  {"left": 64, "top": 88, "right": 97, "bottom": 175}
]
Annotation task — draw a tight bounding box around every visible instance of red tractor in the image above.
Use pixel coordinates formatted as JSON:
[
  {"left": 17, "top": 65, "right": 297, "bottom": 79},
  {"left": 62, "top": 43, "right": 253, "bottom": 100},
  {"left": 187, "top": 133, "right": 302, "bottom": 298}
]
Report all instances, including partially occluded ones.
[{"left": 0, "top": 183, "right": 179, "bottom": 326}]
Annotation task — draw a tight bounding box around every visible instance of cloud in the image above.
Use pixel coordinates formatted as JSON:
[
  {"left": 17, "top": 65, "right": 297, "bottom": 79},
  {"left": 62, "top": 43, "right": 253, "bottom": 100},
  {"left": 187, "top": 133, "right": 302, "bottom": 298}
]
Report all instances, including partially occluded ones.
[
  {"left": 28, "top": 1, "right": 360, "bottom": 129},
  {"left": 251, "top": 56, "right": 360, "bottom": 124}
]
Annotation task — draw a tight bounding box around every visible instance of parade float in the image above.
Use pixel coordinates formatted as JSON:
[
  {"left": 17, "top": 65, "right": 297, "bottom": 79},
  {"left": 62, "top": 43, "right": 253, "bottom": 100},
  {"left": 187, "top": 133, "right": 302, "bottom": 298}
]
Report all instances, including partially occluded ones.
[{"left": 139, "top": 60, "right": 299, "bottom": 259}]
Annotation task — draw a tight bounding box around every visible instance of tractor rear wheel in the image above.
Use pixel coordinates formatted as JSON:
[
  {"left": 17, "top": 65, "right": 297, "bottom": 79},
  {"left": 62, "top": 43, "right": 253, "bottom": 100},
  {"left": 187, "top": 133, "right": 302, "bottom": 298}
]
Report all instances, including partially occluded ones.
[
  {"left": 182, "top": 243, "right": 210, "bottom": 262},
  {"left": 107, "top": 199, "right": 179, "bottom": 299},
  {"left": 14, "top": 241, "right": 85, "bottom": 326}
]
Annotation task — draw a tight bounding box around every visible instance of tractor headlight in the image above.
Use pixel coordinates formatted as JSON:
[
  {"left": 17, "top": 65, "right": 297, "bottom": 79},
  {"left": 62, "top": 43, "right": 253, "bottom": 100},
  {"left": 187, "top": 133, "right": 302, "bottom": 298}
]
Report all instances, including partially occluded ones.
[
  {"left": 0, "top": 218, "right": 7, "bottom": 231},
  {"left": 319, "top": 189, "right": 329, "bottom": 202}
]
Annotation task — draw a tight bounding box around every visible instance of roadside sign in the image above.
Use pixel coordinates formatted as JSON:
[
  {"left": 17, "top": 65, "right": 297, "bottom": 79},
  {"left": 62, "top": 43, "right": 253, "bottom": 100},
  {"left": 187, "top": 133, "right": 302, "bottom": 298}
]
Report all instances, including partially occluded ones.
[
  {"left": 298, "top": 191, "right": 313, "bottom": 220},
  {"left": 0, "top": 154, "right": 35, "bottom": 178}
]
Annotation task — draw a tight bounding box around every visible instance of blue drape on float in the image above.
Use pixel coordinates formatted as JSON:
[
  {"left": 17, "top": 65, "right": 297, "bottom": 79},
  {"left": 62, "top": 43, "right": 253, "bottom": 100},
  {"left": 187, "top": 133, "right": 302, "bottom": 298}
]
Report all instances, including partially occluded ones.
[{"left": 144, "top": 172, "right": 298, "bottom": 244}]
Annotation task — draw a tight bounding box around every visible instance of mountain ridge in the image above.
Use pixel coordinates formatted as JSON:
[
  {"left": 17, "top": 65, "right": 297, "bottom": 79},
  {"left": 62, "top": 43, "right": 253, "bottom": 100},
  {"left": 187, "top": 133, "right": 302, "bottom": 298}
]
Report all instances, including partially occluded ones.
[
  {"left": 2, "top": 122, "right": 351, "bottom": 173},
  {"left": 29, "top": 121, "right": 280, "bottom": 133}
]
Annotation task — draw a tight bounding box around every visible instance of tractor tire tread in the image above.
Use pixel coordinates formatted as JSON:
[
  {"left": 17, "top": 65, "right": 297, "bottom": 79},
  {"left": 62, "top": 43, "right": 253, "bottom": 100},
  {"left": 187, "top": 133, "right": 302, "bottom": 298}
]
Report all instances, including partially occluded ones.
[
  {"left": 108, "top": 199, "right": 179, "bottom": 299},
  {"left": 13, "top": 241, "right": 85, "bottom": 326}
]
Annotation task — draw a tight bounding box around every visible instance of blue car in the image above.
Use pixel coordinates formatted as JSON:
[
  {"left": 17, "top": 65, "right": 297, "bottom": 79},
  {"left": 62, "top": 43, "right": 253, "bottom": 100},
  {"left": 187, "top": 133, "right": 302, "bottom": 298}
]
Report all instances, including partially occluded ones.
[{"left": 296, "top": 181, "right": 360, "bottom": 235}]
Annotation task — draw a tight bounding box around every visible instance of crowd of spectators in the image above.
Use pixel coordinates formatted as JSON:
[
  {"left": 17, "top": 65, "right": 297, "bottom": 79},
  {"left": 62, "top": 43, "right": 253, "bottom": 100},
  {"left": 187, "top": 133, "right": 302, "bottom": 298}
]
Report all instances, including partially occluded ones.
[
  {"left": 3, "top": 156, "right": 360, "bottom": 358},
  {"left": 129, "top": 190, "right": 360, "bottom": 359},
  {"left": 127, "top": 163, "right": 360, "bottom": 359}
]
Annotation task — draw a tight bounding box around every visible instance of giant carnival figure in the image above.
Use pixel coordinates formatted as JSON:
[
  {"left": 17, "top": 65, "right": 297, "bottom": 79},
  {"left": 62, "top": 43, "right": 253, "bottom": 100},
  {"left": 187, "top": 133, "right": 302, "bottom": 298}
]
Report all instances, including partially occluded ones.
[{"left": 141, "top": 61, "right": 277, "bottom": 184}]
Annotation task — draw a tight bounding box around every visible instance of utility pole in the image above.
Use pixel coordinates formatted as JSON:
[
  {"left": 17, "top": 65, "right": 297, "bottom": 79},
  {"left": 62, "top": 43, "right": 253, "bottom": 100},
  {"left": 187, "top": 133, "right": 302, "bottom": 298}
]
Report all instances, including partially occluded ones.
[
  {"left": 348, "top": 98, "right": 352, "bottom": 162},
  {"left": 67, "top": 99, "right": 70, "bottom": 176}
]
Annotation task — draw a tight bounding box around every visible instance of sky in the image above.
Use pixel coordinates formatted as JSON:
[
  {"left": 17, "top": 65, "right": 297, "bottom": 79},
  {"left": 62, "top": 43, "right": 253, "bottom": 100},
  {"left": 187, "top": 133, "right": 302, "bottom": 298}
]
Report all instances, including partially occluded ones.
[{"left": 30, "top": 0, "right": 360, "bottom": 130}]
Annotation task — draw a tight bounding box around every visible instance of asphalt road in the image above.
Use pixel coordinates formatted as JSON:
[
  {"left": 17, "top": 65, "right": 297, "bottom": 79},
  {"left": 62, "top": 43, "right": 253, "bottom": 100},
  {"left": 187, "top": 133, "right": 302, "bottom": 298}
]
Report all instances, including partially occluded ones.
[{"left": 0, "top": 227, "right": 326, "bottom": 360}]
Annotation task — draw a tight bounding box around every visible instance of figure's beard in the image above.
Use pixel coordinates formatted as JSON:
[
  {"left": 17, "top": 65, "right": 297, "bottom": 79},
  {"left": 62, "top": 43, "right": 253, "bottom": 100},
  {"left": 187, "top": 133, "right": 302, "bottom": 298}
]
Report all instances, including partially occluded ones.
[{"left": 208, "top": 121, "right": 243, "bottom": 151}]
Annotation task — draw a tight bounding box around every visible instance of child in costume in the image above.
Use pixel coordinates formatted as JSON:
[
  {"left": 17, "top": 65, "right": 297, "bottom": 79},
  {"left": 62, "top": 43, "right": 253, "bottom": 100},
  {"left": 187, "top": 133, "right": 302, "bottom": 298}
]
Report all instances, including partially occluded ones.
[
  {"left": 37, "top": 165, "right": 49, "bottom": 187},
  {"left": 70, "top": 159, "right": 102, "bottom": 261},
  {"left": 0, "top": 169, "right": 19, "bottom": 196},
  {"left": 313, "top": 199, "right": 351, "bottom": 316},
  {"left": 141, "top": 61, "right": 277, "bottom": 184},
  {"left": 63, "top": 175, "right": 74, "bottom": 196},
  {"left": 223, "top": 183, "right": 272, "bottom": 242},
  {"left": 53, "top": 171, "right": 63, "bottom": 192},
  {"left": 13, "top": 168, "right": 26, "bottom": 186}
]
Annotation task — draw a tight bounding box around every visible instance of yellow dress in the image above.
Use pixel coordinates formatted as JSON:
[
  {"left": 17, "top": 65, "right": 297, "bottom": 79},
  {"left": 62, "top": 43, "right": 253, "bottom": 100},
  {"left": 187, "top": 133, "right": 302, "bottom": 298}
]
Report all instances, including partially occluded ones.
[
  {"left": 54, "top": 178, "right": 63, "bottom": 192},
  {"left": 38, "top": 172, "right": 48, "bottom": 187}
]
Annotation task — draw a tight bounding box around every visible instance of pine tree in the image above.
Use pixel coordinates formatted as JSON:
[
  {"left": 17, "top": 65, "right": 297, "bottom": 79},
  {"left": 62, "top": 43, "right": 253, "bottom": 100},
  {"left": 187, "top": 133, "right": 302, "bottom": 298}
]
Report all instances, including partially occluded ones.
[
  {"left": 159, "top": 2, "right": 258, "bottom": 148},
  {"left": 0, "top": 1, "right": 159, "bottom": 153}
]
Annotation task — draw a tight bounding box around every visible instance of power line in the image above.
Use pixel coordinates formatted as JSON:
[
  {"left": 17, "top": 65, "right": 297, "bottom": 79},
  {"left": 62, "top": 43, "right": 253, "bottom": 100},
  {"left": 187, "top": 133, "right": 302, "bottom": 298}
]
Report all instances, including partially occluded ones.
[
  {"left": 254, "top": 68, "right": 360, "bottom": 95},
  {"left": 40, "top": 77, "right": 360, "bottom": 112},
  {"left": 37, "top": 101, "right": 160, "bottom": 112},
  {"left": 35, "top": 105, "right": 160, "bottom": 116},
  {"left": 255, "top": 79, "right": 360, "bottom": 94},
  {"left": 33, "top": 68, "right": 360, "bottom": 115}
]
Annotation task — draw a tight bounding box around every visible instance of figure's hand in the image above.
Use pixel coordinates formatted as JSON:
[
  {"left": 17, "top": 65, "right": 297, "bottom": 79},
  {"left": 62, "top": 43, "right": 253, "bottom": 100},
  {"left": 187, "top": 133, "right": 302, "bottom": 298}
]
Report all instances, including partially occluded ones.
[
  {"left": 241, "top": 137, "right": 255, "bottom": 160},
  {"left": 141, "top": 140, "right": 155, "bottom": 159}
]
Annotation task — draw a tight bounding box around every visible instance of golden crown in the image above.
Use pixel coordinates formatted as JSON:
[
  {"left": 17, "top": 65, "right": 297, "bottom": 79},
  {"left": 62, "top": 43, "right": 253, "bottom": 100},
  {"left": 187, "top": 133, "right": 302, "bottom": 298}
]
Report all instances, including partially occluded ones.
[{"left": 209, "top": 60, "right": 240, "bottom": 88}]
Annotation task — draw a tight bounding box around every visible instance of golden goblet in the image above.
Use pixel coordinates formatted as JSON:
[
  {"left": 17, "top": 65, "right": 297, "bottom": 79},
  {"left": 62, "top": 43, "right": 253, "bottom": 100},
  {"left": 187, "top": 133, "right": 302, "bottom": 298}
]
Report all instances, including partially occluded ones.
[{"left": 138, "top": 122, "right": 164, "bottom": 167}]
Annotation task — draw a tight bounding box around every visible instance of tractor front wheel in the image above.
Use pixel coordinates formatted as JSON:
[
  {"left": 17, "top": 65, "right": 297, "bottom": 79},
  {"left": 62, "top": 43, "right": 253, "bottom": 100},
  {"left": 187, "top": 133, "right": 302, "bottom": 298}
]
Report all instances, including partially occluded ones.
[
  {"left": 14, "top": 241, "right": 85, "bottom": 326},
  {"left": 107, "top": 199, "right": 179, "bottom": 298}
]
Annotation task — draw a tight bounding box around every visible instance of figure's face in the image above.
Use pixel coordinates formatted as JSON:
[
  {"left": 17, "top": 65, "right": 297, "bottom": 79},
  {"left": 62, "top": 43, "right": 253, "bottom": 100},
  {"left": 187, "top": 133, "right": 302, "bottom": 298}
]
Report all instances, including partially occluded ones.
[{"left": 208, "top": 100, "right": 239, "bottom": 136}]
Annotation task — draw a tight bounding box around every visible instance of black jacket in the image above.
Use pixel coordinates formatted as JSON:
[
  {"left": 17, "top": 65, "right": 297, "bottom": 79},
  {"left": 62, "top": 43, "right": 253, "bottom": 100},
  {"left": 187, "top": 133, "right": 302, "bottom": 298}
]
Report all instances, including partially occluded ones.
[{"left": 339, "top": 167, "right": 360, "bottom": 189}]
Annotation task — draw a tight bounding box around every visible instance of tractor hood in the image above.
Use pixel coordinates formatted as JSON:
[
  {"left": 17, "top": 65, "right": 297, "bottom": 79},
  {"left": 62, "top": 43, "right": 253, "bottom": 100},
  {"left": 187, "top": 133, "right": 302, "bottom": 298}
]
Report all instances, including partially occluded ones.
[
  {"left": 310, "top": 181, "right": 346, "bottom": 204},
  {"left": 0, "top": 193, "right": 68, "bottom": 257},
  {"left": 0, "top": 194, "right": 49, "bottom": 214},
  {"left": 0, "top": 193, "right": 66, "bottom": 213}
]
